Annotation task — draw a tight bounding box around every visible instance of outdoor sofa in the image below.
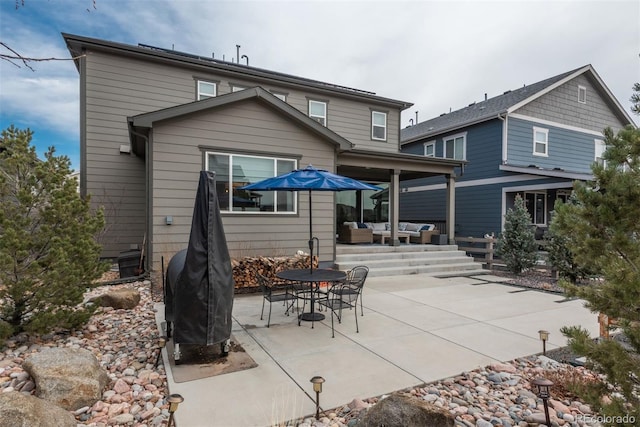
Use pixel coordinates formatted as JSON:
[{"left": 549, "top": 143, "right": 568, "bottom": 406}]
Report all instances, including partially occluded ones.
[{"left": 338, "top": 222, "right": 439, "bottom": 244}]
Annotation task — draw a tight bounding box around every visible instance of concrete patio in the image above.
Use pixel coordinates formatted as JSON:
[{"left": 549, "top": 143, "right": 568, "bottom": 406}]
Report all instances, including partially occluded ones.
[{"left": 155, "top": 273, "right": 599, "bottom": 427}]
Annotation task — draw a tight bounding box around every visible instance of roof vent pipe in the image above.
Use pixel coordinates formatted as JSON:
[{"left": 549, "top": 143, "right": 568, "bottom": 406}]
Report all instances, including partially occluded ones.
[
  {"left": 409, "top": 118, "right": 414, "bottom": 126},
  {"left": 241, "top": 54, "right": 249, "bottom": 66},
  {"left": 415, "top": 111, "right": 418, "bottom": 123},
  {"left": 236, "top": 44, "right": 241, "bottom": 64},
  {"left": 485, "top": 93, "right": 487, "bottom": 101},
  {"left": 212, "top": 52, "right": 215, "bottom": 59}
]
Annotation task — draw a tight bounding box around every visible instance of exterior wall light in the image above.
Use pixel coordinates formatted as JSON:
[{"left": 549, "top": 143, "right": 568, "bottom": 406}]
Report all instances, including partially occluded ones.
[
  {"left": 531, "top": 377, "right": 553, "bottom": 426},
  {"left": 310, "top": 376, "right": 325, "bottom": 420},
  {"left": 166, "top": 393, "right": 184, "bottom": 427},
  {"left": 538, "top": 329, "right": 550, "bottom": 355}
]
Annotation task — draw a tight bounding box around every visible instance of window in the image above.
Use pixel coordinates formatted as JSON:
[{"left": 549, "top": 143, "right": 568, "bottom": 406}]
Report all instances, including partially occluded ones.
[
  {"left": 308, "top": 100, "right": 327, "bottom": 126},
  {"left": 444, "top": 133, "right": 466, "bottom": 160},
  {"left": 371, "top": 111, "right": 387, "bottom": 141},
  {"left": 533, "top": 127, "right": 548, "bottom": 156},
  {"left": 271, "top": 91, "right": 287, "bottom": 101},
  {"left": 206, "top": 153, "right": 296, "bottom": 213},
  {"left": 594, "top": 139, "right": 606, "bottom": 167},
  {"left": 231, "top": 85, "right": 247, "bottom": 93},
  {"left": 578, "top": 85, "right": 587, "bottom": 104},
  {"left": 524, "top": 192, "right": 546, "bottom": 225},
  {"left": 197, "top": 80, "right": 217, "bottom": 100},
  {"left": 424, "top": 141, "right": 435, "bottom": 157}
]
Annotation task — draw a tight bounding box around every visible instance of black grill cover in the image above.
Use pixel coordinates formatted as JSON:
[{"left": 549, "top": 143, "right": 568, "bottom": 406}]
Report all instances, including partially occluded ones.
[{"left": 165, "top": 171, "right": 234, "bottom": 346}]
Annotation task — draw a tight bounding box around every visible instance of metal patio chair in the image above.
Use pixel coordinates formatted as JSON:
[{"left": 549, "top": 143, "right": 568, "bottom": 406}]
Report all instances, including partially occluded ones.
[
  {"left": 257, "top": 273, "right": 297, "bottom": 327},
  {"left": 317, "top": 266, "right": 368, "bottom": 337}
]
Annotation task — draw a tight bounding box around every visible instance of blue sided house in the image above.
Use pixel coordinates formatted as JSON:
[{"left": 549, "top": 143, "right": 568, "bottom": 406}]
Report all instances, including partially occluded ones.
[{"left": 400, "top": 65, "right": 635, "bottom": 239}]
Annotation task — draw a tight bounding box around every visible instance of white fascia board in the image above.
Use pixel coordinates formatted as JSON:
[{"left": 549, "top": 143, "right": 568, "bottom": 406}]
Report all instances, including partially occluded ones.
[{"left": 499, "top": 164, "right": 593, "bottom": 180}]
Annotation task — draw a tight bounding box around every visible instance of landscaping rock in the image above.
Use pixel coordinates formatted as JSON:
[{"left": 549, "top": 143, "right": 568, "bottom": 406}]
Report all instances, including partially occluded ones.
[
  {"left": 22, "top": 347, "right": 109, "bottom": 410},
  {"left": 0, "top": 391, "right": 76, "bottom": 427},
  {"left": 357, "top": 394, "right": 455, "bottom": 427},
  {"left": 93, "top": 288, "right": 141, "bottom": 309}
]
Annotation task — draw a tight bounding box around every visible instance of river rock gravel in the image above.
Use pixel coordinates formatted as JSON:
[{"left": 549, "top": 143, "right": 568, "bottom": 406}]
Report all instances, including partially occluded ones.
[{"left": 0, "top": 277, "right": 605, "bottom": 427}]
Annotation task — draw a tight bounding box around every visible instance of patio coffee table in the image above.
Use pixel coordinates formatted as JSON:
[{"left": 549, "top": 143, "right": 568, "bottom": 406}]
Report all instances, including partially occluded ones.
[
  {"left": 374, "top": 232, "right": 411, "bottom": 244},
  {"left": 276, "top": 268, "right": 346, "bottom": 322}
]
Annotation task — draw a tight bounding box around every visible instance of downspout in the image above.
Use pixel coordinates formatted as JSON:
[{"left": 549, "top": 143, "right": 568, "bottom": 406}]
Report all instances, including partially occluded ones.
[
  {"left": 498, "top": 113, "right": 508, "bottom": 164},
  {"left": 128, "top": 124, "right": 151, "bottom": 275},
  {"left": 497, "top": 113, "right": 507, "bottom": 233}
]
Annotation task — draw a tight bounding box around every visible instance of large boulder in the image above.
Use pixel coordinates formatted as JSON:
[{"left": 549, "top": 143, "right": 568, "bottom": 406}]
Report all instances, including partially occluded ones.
[
  {"left": 0, "top": 392, "right": 76, "bottom": 427},
  {"left": 358, "top": 394, "right": 455, "bottom": 427},
  {"left": 93, "top": 288, "right": 140, "bottom": 309},
  {"left": 22, "top": 347, "right": 109, "bottom": 410}
]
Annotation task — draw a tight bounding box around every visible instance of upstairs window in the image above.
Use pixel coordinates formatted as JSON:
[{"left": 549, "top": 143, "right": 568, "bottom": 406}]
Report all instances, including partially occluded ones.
[
  {"left": 371, "top": 111, "right": 387, "bottom": 141},
  {"left": 533, "top": 127, "right": 548, "bottom": 157},
  {"left": 308, "top": 100, "right": 327, "bottom": 126},
  {"left": 424, "top": 141, "right": 435, "bottom": 157},
  {"left": 271, "top": 91, "right": 287, "bottom": 101},
  {"left": 231, "top": 85, "right": 247, "bottom": 93},
  {"left": 444, "top": 133, "right": 466, "bottom": 160},
  {"left": 197, "top": 81, "right": 217, "bottom": 100},
  {"left": 578, "top": 85, "right": 587, "bottom": 104}
]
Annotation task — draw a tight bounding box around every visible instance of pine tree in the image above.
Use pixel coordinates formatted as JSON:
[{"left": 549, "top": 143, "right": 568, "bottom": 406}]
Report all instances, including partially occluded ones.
[
  {"left": 545, "top": 197, "right": 598, "bottom": 283},
  {"left": 0, "top": 126, "right": 109, "bottom": 340},
  {"left": 554, "top": 124, "right": 640, "bottom": 425},
  {"left": 495, "top": 195, "right": 538, "bottom": 274}
]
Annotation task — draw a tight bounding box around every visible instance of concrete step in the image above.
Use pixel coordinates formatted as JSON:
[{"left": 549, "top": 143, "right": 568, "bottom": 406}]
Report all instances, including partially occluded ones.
[
  {"left": 334, "top": 243, "right": 486, "bottom": 277},
  {"left": 335, "top": 250, "right": 470, "bottom": 264},
  {"left": 335, "top": 254, "right": 474, "bottom": 270}
]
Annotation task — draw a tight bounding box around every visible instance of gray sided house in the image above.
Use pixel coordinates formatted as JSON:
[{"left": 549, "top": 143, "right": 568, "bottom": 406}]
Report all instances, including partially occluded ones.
[
  {"left": 400, "top": 65, "right": 634, "bottom": 239},
  {"left": 64, "top": 33, "right": 465, "bottom": 273}
]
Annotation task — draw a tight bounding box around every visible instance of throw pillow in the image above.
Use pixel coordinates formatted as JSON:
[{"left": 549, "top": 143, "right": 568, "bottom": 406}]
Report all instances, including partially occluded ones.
[
  {"left": 357, "top": 222, "right": 368, "bottom": 229},
  {"left": 420, "top": 224, "right": 434, "bottom": 231}
]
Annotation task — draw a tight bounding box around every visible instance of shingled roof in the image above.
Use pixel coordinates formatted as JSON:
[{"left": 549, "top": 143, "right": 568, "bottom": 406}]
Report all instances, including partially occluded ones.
[{"left": 401, "top": 66, "right": 589, "bottom": 144}]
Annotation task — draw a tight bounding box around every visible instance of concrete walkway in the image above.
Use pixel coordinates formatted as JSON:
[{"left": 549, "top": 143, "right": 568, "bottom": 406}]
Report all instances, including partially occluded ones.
[{"left": 155, "top": 273, "right": 599, "bottom": 427}]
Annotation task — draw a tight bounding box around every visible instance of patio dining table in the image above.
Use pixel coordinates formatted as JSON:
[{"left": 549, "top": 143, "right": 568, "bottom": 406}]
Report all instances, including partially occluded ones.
[{"left": 276, "top": 268, "right": 346, "bottom": 322}]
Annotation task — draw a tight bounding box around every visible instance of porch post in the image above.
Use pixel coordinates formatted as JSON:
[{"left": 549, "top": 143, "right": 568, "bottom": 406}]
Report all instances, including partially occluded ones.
[
  {"left": 389, "top": 169, "right": 401, "bottom": 246},
  {"left": 446, "top": 174, "right": 456, "bottom": 244}
]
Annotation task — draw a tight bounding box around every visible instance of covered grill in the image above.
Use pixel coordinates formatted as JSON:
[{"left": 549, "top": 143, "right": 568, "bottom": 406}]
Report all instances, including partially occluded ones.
[{"left": 164, "top": 171, "right": 235, "bottom": 363}]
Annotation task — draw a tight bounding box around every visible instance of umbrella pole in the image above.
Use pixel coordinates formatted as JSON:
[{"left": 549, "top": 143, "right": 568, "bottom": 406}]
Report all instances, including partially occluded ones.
[{"left": 308, "top": 190, "right": 313, "bottom": 274}]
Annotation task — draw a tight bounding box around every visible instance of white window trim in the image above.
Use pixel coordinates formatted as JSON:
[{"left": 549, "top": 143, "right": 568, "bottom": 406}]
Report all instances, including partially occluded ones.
[
  {"left": 443, "top": 132, "right": 467, "bottom": 160},
  {"left": 197, "top": 80, "right": 217, "bottom": 100},
  {"left": 423, "top": 141, "right": 436, "bottom": 157},
  {"left": 594, "top": 139, "right": 606, "bottom": 167},
  {"left": 523, "top": 191, "right": 547, "bottom": 226},
  {"left": 371, "top": 111, "right": 387, "bottom": 141},
  {"left": 308, "top": 100, "right": 327, "bottom": 126},
  {"left": 578, "top": 85, "right": 587, "bottom": 104},
  {"left": 205, "top": 152, "right": 297, "bottom": 214},
  {"left": 532, "top": 127, "right": 548, "bottom": 157},
  {"left": 270, "top": 91, "right": 287, "bottom": 102}
]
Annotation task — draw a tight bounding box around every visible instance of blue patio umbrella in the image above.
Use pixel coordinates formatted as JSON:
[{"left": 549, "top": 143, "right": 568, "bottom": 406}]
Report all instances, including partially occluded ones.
[{"left": 239, "top": 165, "right": 382, "bottom": 273}]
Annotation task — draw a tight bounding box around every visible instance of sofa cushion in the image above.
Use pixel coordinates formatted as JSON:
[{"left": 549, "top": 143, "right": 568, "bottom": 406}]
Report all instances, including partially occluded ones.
[
  {"left": 398, "top": 222, "right": 408, "bottom": 231},
  {"left": 404, "top": 223, "right": 423, "bottom": 232},
  {"left": 369, "top": 222, "right": 387, "bottom": 231},
  {"left": 344, "top": 221, "right": 358, "bottom": 229}
]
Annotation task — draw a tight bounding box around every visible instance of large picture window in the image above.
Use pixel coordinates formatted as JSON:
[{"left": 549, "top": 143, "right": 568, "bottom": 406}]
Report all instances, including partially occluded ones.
[
  {"left": 444, "top": 133, "right": 466, "bottom": 160},
  {"left": 206, "top": 152, "right": 296, "bottom": 213}
]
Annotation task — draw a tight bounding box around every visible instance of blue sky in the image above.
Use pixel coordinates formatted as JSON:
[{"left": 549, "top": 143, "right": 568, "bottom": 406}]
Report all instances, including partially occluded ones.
[{"left": 1, "top": 0, "right": 639, "bottom": 172}]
